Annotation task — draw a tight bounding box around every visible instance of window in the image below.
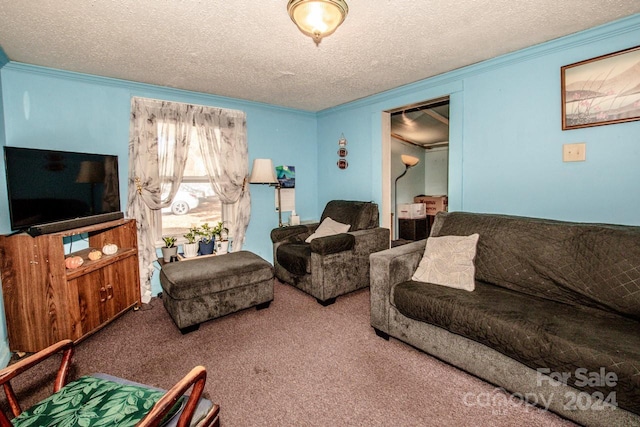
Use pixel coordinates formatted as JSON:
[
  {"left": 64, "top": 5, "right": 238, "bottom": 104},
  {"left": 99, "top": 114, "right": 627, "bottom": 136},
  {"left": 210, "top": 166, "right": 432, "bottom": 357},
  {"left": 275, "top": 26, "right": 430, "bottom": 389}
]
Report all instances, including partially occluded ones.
[{"left": 159, "top": 126, "right": 222, "bottom": 240}]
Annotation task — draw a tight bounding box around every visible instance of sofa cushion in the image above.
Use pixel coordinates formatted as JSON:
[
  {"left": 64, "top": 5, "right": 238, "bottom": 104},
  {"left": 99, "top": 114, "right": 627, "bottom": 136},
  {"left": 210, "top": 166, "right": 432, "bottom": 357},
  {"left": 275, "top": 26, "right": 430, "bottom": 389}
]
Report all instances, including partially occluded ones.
[
  {"left": 412, "top": 234, "right": 479, "bottom": 291},
  {"left": 305, "top": 217, "right": 351, "bottom": 242},
  {"left": 393, "top": 280, "right": 640, "bottom": 415},
  {"left": 432, "top": 212, "right": 640, "bottom": 319},
  {"left": 160, "top": 251, "right": 274, "bottom": 300},
  {"left": 12, "top": 375, "right": 184, "bottom": 427},
  {"left": 277, "top": 243, "right": 312, "bottom": 275}
]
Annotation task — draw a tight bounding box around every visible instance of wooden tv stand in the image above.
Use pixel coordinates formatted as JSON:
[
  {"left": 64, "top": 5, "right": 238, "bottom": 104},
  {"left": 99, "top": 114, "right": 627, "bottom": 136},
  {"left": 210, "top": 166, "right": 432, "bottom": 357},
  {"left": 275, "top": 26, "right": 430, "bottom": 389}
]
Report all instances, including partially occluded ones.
[{"left": 0, "top": 218, "right": 141, "bottom": 353}]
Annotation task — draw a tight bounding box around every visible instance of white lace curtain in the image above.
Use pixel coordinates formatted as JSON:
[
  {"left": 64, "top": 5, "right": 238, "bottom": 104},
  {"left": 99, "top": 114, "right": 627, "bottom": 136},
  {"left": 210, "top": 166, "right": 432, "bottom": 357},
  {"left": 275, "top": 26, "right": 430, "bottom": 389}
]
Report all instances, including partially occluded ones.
[
  {"left": 127, "top": 97, "right": 250, "bottom": 303},
  {"left": 194, "top": 107, "right": 251, "bottom": 250}
]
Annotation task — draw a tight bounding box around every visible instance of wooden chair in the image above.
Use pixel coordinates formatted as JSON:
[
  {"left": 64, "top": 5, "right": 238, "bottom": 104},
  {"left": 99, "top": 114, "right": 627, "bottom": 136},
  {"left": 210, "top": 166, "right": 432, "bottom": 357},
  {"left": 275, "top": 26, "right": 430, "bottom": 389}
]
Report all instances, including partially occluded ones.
[{"left": 0, "top": 340, "right": 220, "bottom": 426}]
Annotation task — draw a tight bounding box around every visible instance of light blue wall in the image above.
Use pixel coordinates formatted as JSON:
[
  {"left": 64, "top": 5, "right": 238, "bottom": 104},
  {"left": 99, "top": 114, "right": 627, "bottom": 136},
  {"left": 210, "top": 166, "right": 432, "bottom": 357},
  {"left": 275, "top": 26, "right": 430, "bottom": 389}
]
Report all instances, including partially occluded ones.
[
  {"left": 317, "top": 103, "right": 378, "bottom": 208},
  {"left": 317, "top": 14, "right": 640, "bottom": 226},
  {"left": 424, "top": 148, "right": 448, "bottom": 196}
]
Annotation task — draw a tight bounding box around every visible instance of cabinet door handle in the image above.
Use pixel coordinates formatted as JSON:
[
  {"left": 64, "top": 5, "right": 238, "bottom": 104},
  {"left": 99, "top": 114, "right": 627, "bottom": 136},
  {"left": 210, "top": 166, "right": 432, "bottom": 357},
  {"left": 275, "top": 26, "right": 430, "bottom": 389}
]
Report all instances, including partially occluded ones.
[
  {"left": 106, "top": 284, "right": 113, "bottom": 300},
  {"left": 99, "top": 287, "right": 107, "bottom": 302}
]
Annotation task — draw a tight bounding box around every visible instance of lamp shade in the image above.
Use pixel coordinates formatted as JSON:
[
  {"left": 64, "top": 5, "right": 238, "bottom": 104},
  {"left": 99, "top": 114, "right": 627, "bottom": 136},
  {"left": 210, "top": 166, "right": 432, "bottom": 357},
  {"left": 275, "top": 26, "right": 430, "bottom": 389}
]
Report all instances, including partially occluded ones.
[
  {"left": 249, "top": 159, "right": 278, "bottom": 184},
  {"left": 401, "top": 155, "right": 420, "bottom": 168},
  {"left": 287, "top": 0, "right": 348, "bottom": 45}
]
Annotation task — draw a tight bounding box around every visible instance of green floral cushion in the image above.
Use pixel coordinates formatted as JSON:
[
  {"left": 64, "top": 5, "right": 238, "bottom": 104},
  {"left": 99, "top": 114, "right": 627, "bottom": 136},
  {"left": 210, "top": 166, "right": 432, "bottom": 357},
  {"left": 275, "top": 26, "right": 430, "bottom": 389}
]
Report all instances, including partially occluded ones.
[{"left": 12, "top": 375, "right": 184, "bottom": 427}]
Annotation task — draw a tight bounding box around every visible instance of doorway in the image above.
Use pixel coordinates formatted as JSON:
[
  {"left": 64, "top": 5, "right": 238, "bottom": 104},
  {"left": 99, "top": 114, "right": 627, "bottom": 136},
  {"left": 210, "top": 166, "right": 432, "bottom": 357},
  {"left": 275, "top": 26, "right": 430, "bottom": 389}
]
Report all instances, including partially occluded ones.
[{"left": 384, "top": 97, "right": 450, "bottom": 240}]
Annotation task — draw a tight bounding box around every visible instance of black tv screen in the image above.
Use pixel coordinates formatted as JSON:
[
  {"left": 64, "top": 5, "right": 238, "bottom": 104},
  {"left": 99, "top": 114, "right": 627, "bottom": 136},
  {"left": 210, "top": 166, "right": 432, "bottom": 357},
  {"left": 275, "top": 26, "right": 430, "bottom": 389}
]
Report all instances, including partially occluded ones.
[{"left": 4, "top": 147, "right": 121, "bottom": 232}]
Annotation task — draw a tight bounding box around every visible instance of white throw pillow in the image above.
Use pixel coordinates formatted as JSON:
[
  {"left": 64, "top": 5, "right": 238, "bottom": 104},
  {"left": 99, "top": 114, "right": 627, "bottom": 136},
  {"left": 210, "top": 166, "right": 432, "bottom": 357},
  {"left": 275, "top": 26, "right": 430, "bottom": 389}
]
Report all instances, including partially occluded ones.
[
  {"left": 411, "top": 234, "right": 480, "bottom": 291},
  {"left": 305, "top": 217, "right": 351, "bottom": 243}
]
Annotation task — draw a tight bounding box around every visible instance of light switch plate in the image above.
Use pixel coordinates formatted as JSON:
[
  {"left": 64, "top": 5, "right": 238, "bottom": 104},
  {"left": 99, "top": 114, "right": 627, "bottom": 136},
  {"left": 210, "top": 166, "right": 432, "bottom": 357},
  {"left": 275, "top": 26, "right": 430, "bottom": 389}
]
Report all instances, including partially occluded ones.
[{"left": 563, "top": 143, "right": 586, "bottom": 162}]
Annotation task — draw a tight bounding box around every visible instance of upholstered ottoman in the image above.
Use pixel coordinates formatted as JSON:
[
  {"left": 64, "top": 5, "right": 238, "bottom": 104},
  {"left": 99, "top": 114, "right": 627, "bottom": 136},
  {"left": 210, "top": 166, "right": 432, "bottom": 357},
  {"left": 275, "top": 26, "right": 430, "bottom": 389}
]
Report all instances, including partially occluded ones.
[{"left": 159, "top": 250, "right": 274, "bottom": 333}]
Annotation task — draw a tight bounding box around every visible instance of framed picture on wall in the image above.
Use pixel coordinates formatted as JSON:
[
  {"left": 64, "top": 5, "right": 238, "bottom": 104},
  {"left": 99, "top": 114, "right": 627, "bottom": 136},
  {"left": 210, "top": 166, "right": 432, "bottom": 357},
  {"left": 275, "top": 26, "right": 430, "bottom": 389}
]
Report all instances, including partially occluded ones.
[{"left": 561, "top": 45, "right": 640, "bottom": 130}]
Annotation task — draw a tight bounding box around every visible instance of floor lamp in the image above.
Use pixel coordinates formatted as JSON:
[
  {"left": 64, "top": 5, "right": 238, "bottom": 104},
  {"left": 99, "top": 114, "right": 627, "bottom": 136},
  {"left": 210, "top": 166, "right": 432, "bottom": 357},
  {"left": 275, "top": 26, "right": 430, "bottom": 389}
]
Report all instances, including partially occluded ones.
[
  {"left": 394, "top": 154, "right": 420, "bottom": 240},
  {"left": 249, "top": 158, "right": 283, "bottom": 228}
]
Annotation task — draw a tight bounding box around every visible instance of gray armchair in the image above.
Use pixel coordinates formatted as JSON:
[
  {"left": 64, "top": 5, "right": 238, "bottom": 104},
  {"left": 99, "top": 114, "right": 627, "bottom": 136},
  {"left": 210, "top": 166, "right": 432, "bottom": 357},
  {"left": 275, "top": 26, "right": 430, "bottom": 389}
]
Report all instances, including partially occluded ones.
[{"left": 271, "top": 200, "right": 389, "bottom": 305}]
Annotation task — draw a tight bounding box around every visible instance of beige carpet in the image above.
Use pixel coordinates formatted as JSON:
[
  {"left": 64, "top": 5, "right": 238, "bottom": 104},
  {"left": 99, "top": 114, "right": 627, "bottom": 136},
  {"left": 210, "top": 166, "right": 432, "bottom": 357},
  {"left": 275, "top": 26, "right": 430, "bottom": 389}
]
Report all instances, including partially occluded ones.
[{"left": 3, "top": 281, "right": 575, "bottom": 426}]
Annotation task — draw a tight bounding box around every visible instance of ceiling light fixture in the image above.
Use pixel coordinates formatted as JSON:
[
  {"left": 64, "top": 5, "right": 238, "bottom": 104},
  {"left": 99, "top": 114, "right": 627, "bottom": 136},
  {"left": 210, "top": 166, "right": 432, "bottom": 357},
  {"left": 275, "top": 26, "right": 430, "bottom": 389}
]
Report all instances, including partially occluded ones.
[{"left": 287, "top": 0, "right": 349, "bottom": 46}]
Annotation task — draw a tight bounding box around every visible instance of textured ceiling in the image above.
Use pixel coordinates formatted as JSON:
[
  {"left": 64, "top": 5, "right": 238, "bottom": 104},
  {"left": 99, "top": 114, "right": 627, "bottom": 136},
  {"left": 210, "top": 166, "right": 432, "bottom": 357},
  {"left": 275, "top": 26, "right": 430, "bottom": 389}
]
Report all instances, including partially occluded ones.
[{"left": 0, "top": 1, "right": 639, "bottom": 112}]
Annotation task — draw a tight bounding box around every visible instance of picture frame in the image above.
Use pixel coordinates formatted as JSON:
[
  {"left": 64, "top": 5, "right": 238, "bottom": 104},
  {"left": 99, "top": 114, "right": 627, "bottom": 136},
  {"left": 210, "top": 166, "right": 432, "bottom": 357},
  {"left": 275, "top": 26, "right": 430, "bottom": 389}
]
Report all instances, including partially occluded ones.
[{"left": 561, "top": 45, "right": 640, "bottom": 130}]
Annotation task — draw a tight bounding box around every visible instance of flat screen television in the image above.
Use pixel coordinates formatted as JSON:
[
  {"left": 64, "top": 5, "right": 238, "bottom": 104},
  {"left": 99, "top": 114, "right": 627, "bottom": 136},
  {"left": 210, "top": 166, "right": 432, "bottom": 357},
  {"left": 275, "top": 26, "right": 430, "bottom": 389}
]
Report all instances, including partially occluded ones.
[{"left": 4, "top": 146, "right": 122, "bottom": 234}]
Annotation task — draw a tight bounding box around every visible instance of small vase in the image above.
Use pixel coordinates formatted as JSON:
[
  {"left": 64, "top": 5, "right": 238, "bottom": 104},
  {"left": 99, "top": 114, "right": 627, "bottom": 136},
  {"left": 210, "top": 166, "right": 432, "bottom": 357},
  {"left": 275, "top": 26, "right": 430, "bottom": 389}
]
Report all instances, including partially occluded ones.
[
  {"left": 161, "top": 246, "right": 178, "bottom": 262},
  {"left": 183, "top": 242, "right": 199, "bottom": 258},
  {"left": 216, "top": 240, "right": 229, "bottom": 254},
  {"left": 199, "top": 239, "right": 215, "bottom": 255}
]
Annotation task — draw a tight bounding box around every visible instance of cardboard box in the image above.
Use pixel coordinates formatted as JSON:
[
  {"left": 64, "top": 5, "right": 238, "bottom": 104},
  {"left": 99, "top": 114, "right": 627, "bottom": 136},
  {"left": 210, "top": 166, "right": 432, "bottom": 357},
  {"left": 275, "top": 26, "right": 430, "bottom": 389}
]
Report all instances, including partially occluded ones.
[
  {"left": 397, "top": 203, "right": 426, "bottom": 219},
  {"left": 414, "top": 196, "right": 448, "bottom": 215}
]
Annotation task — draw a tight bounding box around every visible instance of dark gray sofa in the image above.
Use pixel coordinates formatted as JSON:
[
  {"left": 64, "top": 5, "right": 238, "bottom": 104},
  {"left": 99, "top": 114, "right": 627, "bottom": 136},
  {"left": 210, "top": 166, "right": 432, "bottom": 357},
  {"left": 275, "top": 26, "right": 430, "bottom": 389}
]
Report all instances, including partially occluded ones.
[
  {"left": 370, "top": 211, "right": 640, "bottom": 426},
  {"left": 272, "top": 200, "right": 389, "bottom": 305}
]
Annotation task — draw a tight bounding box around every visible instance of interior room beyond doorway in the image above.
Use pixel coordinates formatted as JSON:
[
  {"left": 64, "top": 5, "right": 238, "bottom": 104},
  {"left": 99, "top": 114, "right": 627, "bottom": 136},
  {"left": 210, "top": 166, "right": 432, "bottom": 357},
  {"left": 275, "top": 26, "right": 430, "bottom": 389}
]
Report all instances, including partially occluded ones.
[{"left": 389, "top": 97, "right": 450, "bottom": 241}]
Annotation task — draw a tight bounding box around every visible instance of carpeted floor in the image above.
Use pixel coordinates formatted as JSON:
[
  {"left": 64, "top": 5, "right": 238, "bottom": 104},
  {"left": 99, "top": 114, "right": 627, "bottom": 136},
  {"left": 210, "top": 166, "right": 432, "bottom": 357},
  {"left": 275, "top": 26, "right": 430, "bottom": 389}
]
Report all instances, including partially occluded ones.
[{"left": 3, "top": 281, "right": 576, "bottom": 426}]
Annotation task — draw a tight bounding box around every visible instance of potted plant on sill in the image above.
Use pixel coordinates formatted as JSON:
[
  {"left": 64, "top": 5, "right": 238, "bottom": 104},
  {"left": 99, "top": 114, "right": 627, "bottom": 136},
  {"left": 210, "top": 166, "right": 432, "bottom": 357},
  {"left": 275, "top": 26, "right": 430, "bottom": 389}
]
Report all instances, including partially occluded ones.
[
  {"left": 212, "top": 221, "right": 230, "bottom": 254},
  {"left": 161, "top": 236, "right": 178, "bottom": 262},
  {"left": 183, "top": 228, "right": 199, "bottom": 258},
  {"left": 196, "top": 223, "right": 216, "bottom": 255}
]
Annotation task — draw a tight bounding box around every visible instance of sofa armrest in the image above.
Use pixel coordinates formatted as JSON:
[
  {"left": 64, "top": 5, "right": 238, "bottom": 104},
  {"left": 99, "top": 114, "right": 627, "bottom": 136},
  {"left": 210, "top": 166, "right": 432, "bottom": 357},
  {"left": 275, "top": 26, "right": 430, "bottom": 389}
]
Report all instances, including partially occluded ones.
[
  {"left": 309, "top": 227, "right": 388, "bottom": 257},
  {"left": 310, "top": 233, "right": 355, "bottom": 255},
  {"left": 350, "top": 227, "right": 390, "bottom": 253},
  {"left": 369, "top": 240, "right": 426, "bottom": 334},
  {"left": 270, "top": 224, "right": 316, "bottom": 243}
]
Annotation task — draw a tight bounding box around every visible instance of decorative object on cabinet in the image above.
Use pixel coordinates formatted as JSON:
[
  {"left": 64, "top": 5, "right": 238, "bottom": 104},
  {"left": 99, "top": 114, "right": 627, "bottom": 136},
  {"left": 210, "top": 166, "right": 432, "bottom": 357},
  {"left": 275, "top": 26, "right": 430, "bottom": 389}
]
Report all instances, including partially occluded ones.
[
  {"left": 338, "top": 133, "right": 347, "bottom": 147},
  {"left": 0, "top": 340, "right": 221, "bottom": 426},
  {"left": 287, "top": 0, "right": 349, "bottom": 46},
  {"left": 64, "top": 256, "right": 84, "bottom": 269},
  {"left": 102, "top": 243, "right": 118, "bottom": 255},
  {"left": 337, "top": 159, "right": 348, "bottom": 169},
  {"left": 249, "top": 158, "right": 284, "bottom": 227},
  {"left": 562, "top": 44, "right": 640, "bottom": 130},
  {"left": 0, "top": 218, "right": 141, "bottom": 353},
  {"left": 338, "top": 147, "right": 348, "bottom": 157}
]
